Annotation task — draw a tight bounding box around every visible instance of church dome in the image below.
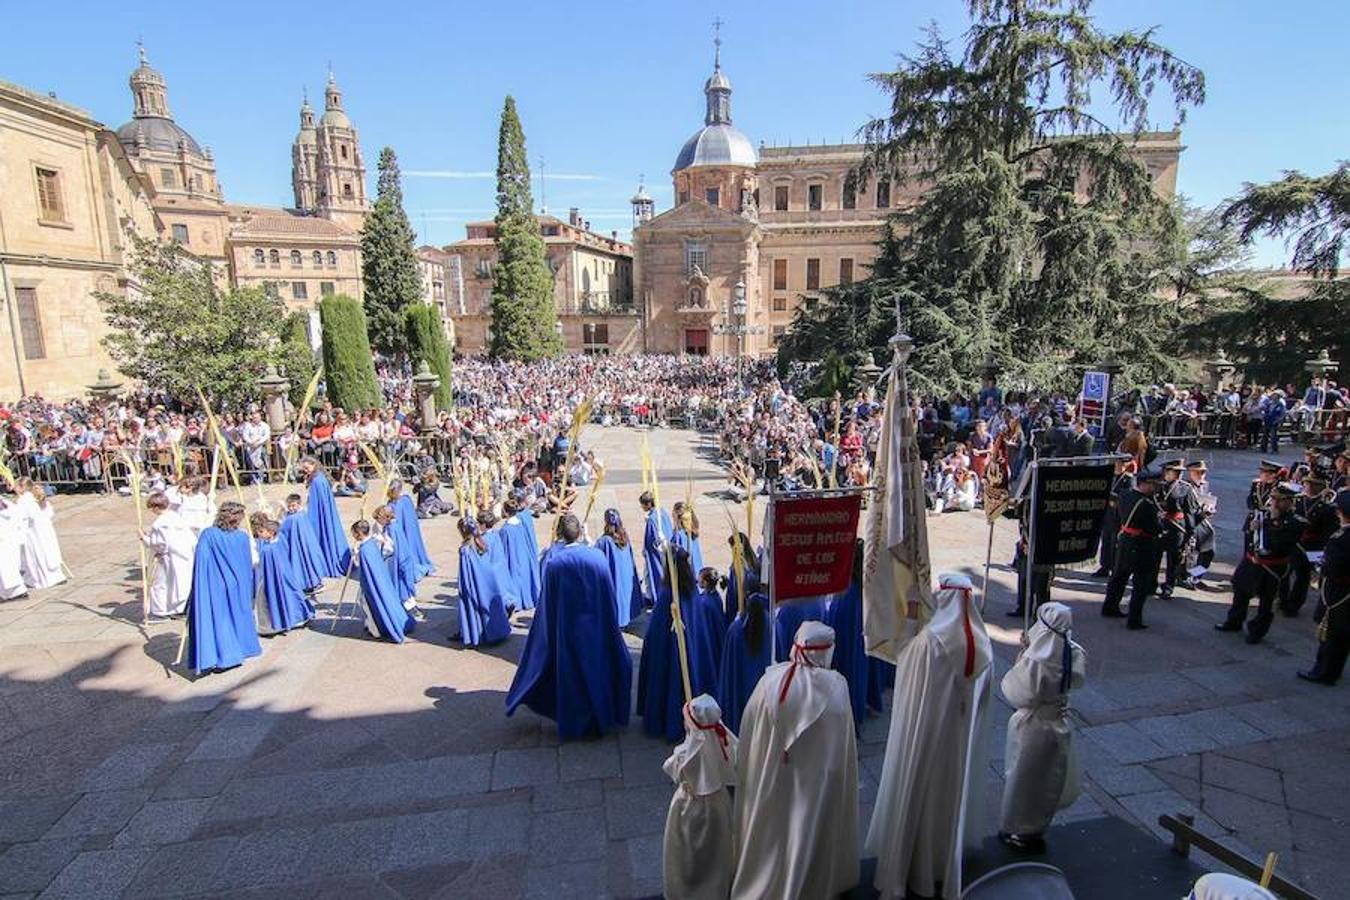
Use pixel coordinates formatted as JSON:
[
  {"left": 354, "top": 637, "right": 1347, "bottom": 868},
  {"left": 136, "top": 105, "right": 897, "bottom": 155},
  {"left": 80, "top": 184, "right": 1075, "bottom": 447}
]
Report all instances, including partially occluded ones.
[
  {"left": 116, "top": 116, "right": 204, "bottom": 156},
  {"left": 674, "top": 123, "right": 757, "bottom": 171}
]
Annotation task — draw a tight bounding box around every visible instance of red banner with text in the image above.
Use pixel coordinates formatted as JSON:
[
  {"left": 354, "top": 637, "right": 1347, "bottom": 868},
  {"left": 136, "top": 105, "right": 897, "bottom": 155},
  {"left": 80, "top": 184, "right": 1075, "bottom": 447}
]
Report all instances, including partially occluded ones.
[{"left": 772, "top": 493, "right": 864, "bottom": 602}]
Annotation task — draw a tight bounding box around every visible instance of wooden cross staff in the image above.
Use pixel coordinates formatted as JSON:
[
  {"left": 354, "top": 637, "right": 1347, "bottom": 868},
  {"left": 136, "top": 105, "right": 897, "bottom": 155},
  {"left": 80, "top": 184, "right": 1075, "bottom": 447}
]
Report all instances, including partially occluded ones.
[{"left": 120, "top": 450, "right": 151, "bottom": 625}]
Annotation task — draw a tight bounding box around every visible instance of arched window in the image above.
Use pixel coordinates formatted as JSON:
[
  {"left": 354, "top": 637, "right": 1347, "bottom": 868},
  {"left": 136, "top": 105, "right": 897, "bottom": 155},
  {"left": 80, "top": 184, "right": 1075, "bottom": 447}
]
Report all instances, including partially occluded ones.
[
  {"left": 340, "top": 145, "right": 348, "bottom": 160},
  {"left": 327, "top": 250, "right": 337, "bottom": 266},
  {"left": 268, "top": 249, "right": 280, "bottom": 265},
  {"left": 312, "top": 250, "right": 323, "bottom": 266},
  {"left": 253, "top": 248, "right": 265, "bottom": 266},
  {"left": 290, "top": 250, "right": 302, "bottom": 267}
]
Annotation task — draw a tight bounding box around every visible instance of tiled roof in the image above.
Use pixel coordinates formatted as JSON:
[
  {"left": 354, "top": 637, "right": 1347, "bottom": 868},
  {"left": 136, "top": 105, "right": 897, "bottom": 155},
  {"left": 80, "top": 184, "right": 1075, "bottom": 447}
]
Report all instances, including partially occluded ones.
[{"left": 229, "top": 210, "right": 356, "bottom": 239}]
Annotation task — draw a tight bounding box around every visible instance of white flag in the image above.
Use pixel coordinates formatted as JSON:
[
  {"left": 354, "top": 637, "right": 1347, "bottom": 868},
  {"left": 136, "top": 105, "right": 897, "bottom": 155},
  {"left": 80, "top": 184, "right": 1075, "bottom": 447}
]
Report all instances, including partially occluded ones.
[{"left": 862, "top": 362, "right": 932, "bottom": 662}]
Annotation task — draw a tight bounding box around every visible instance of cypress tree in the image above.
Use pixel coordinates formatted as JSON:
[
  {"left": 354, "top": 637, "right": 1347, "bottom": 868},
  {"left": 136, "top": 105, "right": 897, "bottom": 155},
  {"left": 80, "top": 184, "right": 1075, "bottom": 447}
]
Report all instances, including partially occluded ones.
[
  {"left": 319, "top": 294, "right": 381, "bottom": 411},
  {"left": 404, "top": 303, "right": 454, "bottom": 408},
  {"left": 489, "top": 96, "right": 561, "bottom": 360},
  {"left": 361, "top": 147, "right": 423, "bottom": 360},
  {"left": 280, "top": 311, "right": 317, "bottom": 407}
]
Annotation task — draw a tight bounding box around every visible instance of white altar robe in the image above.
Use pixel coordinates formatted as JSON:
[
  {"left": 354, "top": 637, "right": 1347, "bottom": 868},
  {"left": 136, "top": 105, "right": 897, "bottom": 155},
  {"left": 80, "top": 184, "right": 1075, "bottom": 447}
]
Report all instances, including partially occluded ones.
[
  {"left": 1000, "top": 601, "right": 1086, "bottom": 836},
  {"left": 866, "top": 573, "right": 993, "bottom": 899},
  {"left": 0, "top": 500, "right": 27, "bottom": 599},
  {"left": 17, "top": 492, "right": 65, "bottom": 589},
  {"left": 663, "top": 694, "right": 738, "bottom": 900},
  {"left": 731, "top": 621, "right": 858, "bottom": 900},
  {"left": 142, "top": 509, "right": 197, "bottom": 617}
]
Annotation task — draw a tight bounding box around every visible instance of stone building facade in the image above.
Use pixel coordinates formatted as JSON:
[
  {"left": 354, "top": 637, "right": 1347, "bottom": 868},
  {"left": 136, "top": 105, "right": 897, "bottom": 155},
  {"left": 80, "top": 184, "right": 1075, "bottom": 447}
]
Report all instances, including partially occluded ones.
[
  {"left": 0, "top": 49, "right": 376, "bottom": 397},
  {"left": 442, "top": 211, "right": 637, "bottom": 354},
  {"left": 0, "top": 80, "right": 160, "bottom": 398},
  {"left": 632, "top": 44, "right": 1184, "bottom": 358}
]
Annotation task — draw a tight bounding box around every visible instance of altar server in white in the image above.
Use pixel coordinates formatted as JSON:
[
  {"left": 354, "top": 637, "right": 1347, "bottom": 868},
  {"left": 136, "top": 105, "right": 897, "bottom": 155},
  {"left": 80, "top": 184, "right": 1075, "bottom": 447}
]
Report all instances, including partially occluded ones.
[
  {"left": 866, "top": 572, "right": 993, "bottom": 899},
  {"left": 731, "top": 620, "right": 858, "bottom": 900},
  {"left": 140, "top": 492, "right": 196, "bottom": 618},
  {"left": 15, "top": 478, "right": 66, "bottom": 589},
  {"left": 1188, "top": 873, "right": 1277, "bottom": 900},
  {"left": 662, "top": 694, "right": 737, "bottom": 900},
  {"left": 999, "top": 601, "right": 1086, "bottom": 852},
  {"left": 0, "top": 495, "right": 28, "bottom": 600}
]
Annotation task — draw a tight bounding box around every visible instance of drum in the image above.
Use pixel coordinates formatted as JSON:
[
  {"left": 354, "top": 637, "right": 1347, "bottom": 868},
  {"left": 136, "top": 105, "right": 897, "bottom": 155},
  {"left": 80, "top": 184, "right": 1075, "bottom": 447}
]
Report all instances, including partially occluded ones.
[{"left": 962, "top": 862, "right": 1076, "bottom": 899}]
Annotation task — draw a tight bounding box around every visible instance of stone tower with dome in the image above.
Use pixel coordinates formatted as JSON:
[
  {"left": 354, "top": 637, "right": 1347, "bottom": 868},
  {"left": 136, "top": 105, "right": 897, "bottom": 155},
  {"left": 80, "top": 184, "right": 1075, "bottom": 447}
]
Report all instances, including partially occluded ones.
[
  {"left": 292, "top": 72, "right": 369, "bottom": 230},
  {"left": 631, "top": 33, "right": 766, "bottom": 357}
]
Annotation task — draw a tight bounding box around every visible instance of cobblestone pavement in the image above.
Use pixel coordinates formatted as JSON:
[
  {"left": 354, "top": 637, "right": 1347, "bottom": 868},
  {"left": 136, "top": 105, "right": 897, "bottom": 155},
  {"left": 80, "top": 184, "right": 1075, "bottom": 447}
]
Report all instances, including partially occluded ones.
[{"left": 0, "top": 429, "right": 1345, "bottom": 898}]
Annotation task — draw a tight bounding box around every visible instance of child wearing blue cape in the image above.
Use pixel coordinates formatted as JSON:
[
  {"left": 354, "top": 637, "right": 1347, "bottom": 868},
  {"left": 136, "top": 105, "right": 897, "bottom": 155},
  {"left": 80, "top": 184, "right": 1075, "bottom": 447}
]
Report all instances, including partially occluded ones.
[
  {"left": 637, "top": 546, "right": 719, "bottom": 743},
  {"left": 640, "top": 491, "right": 674, "bottom": 604},
  {"left": 773, "top": 594, "right": 828, "bottom": 662},
  {"left": 671, "top": 501, "right": 704, "bottom": 573},
  {"left": 184, "top": 501, "right": 262, "bottom": 675},
  {"left": 695, "top": 567, "right": 729, "bottom": 672},
  {"left": 455, "top": 517, "right": 514, "bottom": 647},
  {"left": 825, "top": 538, "right": 890, "bottom": 725},
  {"left": 349, "top": 519, "right": 415, "bottom": 643},
  {"left": 723, "top": 533, "right": 760, "bottom": 620},
  {"left": 499, "top": 494, "right": 541, "bottom": 611},
  {"left": 300, "top": 457, "right": 351, "bottom": 577},
  {"left": 595, "top": 508, "right": 643, "bottom": 628},
  {"left": 250, "top": 513, "right": 314, "bottom": 635},
  {"left": 506, "top": 513, "right": 632, "bottom": 741},
  {"left": 373, "top": 505, "right": 424, "bottom": 620},
  {"left": 715, "top": 589, "right": 772, "bottom": 735},
  {"left": 279, "top": 493, "right": 325, "bottom": 597},
  {"left": 386, "top": 479, "right": 433, "bottom": 580}
]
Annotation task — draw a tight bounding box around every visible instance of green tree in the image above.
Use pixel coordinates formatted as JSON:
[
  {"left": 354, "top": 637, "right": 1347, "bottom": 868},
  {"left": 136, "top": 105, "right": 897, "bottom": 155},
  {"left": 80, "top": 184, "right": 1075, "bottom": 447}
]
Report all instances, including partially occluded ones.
[
  {"left": 279, "top": 312, "right": 318, "bottom": 407},
  {"left": 96, "top": 234, "right": 285, "bottom": 407},
  {"left": 1196, "top": 162, "right": 1350, "bottom": 384},
  {"left": 361, "top": 146, "right": 423, "bottom": 359},
  {"left": 318, "top": 294, "right": 381, "bottom": 411},
  {"left": 404, "top": 303, "right": 454, "bottom": 408},
  {"left": 801, "top": 0, "right": 1206, "bottom": 393},
  {"left": 488, "top": 96, "right": 561, "bottom": 360}
]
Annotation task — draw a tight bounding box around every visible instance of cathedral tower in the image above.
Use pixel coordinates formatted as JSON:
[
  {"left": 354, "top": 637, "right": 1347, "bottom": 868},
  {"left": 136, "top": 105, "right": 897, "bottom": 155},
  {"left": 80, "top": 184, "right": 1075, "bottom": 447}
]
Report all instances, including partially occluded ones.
[
  {"left": 291, "top": 91, "right": 319, "bottom": 211},
  {"left": 312, "top": 70, "right": 368, "bottom": 229}
]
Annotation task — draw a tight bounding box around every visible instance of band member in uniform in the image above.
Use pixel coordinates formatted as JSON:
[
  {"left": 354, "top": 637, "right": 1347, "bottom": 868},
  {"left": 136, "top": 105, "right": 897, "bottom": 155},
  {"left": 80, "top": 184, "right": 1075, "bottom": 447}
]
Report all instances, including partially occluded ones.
[
  {"left": 1332, "top": 448, "right": 1350, "bottom": 493},
  {"left": 1155, "top": 459, "right": 1195, "bottom": 600},
  {"left": 1092, "top": 457, "right": 1136, "bottom": 579},
  {"left": 1299, "top": 489, "right": 1350, "bottom": 685},
  {"left": 1102, "top": 468, "right": 1162, "bottom": 630},
  {"left": 1284, "top": 475, "right": 1339, "bottom": 617},
  {"left": 1217, "top": 483, "right": 1306, "bottom": 644},
  {"left": 1248, "top": 459, "right": 1282, "bottom": 517},
  {"left": 1182, "top": 460, "right": 1219, "bottom": 589}
]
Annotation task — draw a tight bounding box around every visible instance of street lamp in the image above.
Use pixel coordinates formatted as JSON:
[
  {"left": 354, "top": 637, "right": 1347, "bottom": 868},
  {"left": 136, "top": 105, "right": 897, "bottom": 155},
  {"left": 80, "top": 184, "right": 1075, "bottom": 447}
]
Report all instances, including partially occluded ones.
[{"left": 713, "top": 277, "right": 762, "bottom": 377}]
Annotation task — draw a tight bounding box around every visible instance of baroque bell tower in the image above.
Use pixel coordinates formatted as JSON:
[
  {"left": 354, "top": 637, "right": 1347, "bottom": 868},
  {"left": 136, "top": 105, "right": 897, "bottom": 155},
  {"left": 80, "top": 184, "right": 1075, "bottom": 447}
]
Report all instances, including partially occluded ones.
[{"left": 312, "top": 69, "right": 368, "bottom": 229}]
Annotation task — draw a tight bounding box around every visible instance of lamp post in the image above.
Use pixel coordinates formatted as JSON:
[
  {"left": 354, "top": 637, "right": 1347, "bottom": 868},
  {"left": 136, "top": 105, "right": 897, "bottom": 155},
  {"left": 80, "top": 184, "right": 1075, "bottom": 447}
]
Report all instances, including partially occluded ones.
[
  {"left": 257, "top": 365, "right": 291, "bottom": 434},
  {"left": 713, "top": 277, "right": 762, "bottom": 381},
  {"left": 411, "top": 361, "right": 441, "bottom": 433},
  {"left": 87, "top": 369, "right": 123, "bottom": 404},
  {"left": 1203, "top": 349, "right": 1235, "bottom": 393},
  {"left": 1304, "top": 348, "right": 1339, "bottom": 379}
]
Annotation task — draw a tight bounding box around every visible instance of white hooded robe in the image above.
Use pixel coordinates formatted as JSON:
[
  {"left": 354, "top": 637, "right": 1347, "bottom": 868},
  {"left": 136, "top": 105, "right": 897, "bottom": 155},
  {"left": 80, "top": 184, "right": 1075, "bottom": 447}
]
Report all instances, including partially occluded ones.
[
  {"left": 1000, "top": 601, "right": 1086, "bottom": 836},
  {"left": 731, "top": 620, "right": 858, "bottom": 900},
  {"left": 1189, "top": 873, "right": 1277, "bottom": 900},
  {"left": 662, "top": 694, "right": 738, "bottom": 900},
  {"left": 17, "top": 492, "right": 65, "bottom": 589},
  {"left": 866, "top": 573, "right": 994, "bottom": 899},
  {"left": 0, "top": 499, "right": 28, "bottom": 599},
  {"left": 142, "top": 509, "right": 196, "bottom": 617}
]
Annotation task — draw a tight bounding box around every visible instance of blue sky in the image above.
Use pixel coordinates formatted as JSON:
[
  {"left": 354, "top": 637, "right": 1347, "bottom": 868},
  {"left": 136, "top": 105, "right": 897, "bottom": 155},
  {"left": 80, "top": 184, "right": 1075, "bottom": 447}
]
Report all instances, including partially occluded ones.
[{"left": 7, "top": 0, "right": 1346, "bottom": 265}]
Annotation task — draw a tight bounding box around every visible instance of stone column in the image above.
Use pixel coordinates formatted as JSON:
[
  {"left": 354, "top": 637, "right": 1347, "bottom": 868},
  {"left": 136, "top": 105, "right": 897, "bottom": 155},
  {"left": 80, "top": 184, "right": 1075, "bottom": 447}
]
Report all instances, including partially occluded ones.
[
  {"left": 87, "top": 369, "right": 124, "bottom": 404},
  {"left": 258, "top": 365, "right": 291, "bottom": 433},
  {"left": 412, "top": 362, "right": 441, "bottom": 433}
]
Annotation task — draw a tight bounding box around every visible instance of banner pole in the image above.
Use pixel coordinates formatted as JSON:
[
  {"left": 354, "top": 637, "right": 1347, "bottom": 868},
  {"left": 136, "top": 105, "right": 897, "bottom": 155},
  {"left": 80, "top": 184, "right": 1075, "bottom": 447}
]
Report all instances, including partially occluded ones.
[
  {"left": 1023, "top": 460, "right": 1040, "bottom": 633},
  {"left": 981, "top": 518, "right": 995, "bottom": 610},
  {"left": 767, "top": 479, "right": 777, "bottom": 664}
]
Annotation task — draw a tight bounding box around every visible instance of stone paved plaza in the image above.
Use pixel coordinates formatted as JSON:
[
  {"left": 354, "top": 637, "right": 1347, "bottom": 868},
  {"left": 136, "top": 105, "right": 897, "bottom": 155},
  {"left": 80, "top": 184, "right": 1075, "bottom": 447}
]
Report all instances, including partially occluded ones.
[{"left": 1, "top": 426, "right": 1346, "bottom": 898}]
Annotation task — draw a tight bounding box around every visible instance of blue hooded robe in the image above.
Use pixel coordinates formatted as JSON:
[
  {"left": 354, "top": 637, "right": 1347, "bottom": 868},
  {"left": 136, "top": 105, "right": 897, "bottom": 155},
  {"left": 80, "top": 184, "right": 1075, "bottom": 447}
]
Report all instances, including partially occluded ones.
[
  {"left": 456, "top": 540, "right": 514, "bottom": 647},
  {"left": 393, "top": 494, "right": 434, "bottom": 579},
  {"left": 278, "top": 511, "right": 325, "bottom": 592},
  {"left": 307, "top": 470, "right": 351, "bottom": 577},
  {"left": 505, "top": 542, "right": 632, "bottom": 741},
  {"left": 642, "top": 508, "right": 674, "bottom": 601},
  {"left": 354, "top": 538, "right": 414, "bottom": 643},
  {"left": 184, "top": 528, "right": 260, "bottom": 674},
  {"left": 636, "top": 577, "right": 719, "bottom": 743},
  {"left": 825, "top": 580, "right": 883, "bottom": 723},
  {"left": 595, "top": 535, "right": 643, "bottom": 627},
  {"left": 672, "top": 528, "right": 704, "bottom": 574},
  {"left": 723, "top": 565, "right": 762, "bottom": 622},
  {"left": 715, "top": 591, "right": 772, "bottom": 735},
  {"left": 500, "top": 510, "right": 542, "bottom": 611},
  {"left": 380, "top": 532, "right": 417, "bottom": 606},
  {"left": 773, "top": 596, "right": 828, "bottom": 662},
  {"left": 693, "top": 587, "right": 728, "bottom": 674},
  {"left": 255, "top": 537, "right": 314, "bottom": 635}
]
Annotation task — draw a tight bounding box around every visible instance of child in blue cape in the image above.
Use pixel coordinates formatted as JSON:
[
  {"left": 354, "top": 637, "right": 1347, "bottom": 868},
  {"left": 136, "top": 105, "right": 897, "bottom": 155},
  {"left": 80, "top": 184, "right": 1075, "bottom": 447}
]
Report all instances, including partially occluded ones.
[
  {"left": 279, "top": 493, "right": 325, "bottom": 597},
  {"left": 595, "top": 508, "right": 643, "bottom": 627},
  {"left": 250, "top": 513, "right": 313, "bottom": 635},
  {"left": 349, "top": 519, "right": 414, "bottom": 643},
  {"left": 455, "top": 517, "right": 514, "bottom": 646}
]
